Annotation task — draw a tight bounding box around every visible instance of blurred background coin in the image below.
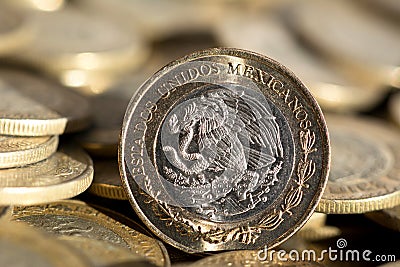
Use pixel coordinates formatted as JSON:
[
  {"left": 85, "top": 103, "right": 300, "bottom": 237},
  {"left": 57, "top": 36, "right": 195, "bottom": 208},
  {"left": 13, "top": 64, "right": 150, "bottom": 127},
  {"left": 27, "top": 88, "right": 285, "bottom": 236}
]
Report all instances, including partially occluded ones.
[
  {"left": 0, "top": 221, "right": 91, "bottom": 267},
  {"left": 215, "top": 12, "right": 388, "bottom": 113},
  {"left": 365, "top": 205, "right": 400, "bottom": 232},
  {"left": 15, "top": 7, "right": 149, "bottom": 94},
  {"left": 0, "top": 68, "right": 91, "bottom": 134},
  {"left": 287, "top": 0, "right": 400, "bottom": 89},
  {"left": 389, "top": 92, "right": 400, "bottom": 127},
  {"left": 12, "top": 200, "right": 170, "bottom": 267},
  {"left": 0, "top": 4, "right": 33, "bottom": 56},
  {"left": 317, "top": 115, "right": 400, "bottom": 214},
  {"left": 0, "top": 143, "right": 93, "bottom": 205},
  {"left": 88, "top": 159, "right": 126, "bottom": 200},
  {"left": 0, "top": 135, "right": 58, "bottom": 168}
]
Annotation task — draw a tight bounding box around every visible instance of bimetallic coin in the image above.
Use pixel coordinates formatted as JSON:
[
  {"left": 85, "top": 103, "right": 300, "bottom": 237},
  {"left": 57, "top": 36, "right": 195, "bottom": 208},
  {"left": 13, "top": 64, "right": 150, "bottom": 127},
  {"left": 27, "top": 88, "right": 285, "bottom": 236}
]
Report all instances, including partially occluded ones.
[
  {"left": 317, "top": 116, "right": 400, "bottom": 214},
  {"left": 88, "top": 159, "right": 127, "bottom": 200},
  {"left": 0, "top": 5, "right": 32, "bottom": 55},
  {"left": 0, "top": 80, "right": 67, "bottom": 136},
  {"left": 0, "top": 68, "right": 91, "bottom": 134},
  {"left": 0, "top": 135, "right": 58, "bottom": 168},
  {"left": 288, "top": 0, "right": 400, "bottom": 89},
  {"left": 366, "top": 205, "right": 400, "bottom": 232},
  {"left": 188, "top": 250, "right": 325, "bottom": 267},
  {"left": 12, "top": 200, "right": 170, "bottom": 267},
  {"left": 120, "top": 48, "right": 330, "bottom": 252},
  {"left": 0, "top": 221, "right": 90, "bottom": 267},
  {"left": 215, "top": 13, "right": 387, "bottom": 112},
  {"left": 0, "top": 144, "right": 93, "bottom": 205}
]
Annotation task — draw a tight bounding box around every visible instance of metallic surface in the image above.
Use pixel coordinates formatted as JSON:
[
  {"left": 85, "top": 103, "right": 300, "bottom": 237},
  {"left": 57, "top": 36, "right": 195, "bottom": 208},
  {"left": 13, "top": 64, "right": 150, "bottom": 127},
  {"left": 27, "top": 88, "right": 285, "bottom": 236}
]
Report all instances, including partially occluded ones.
[
  {"left": 0, "top": 221, "right": 90, "bottom": 267},
  {"left": 12, "top": 200, "right": 170, "bottom": 267},
  {"left": 120, "top": 48, "right": 330, "bottom": 252},
  {"left": 0, "top": 144, "right": 93, "bottom": 205},
  {"left": 215, "top": 11, "right": 387, "bottom": 112},
  {"left": 0, "top": 135, "right": 58, "bottom": 168},
  {"left": 366, "top": 205, "right": 400, "bottom": 232},
  {"left": 317, "top": 115, "right": 400, "bottom": 213},
  {"left": 88, "top": 159, "right": 127, "bottom": 200},
  {"left": 188, "top": 250, "right": 325, "bottom": 266},
  {"left": 0, "top": 68, "right": 91, "bottom": 134},
  {"left": 287, "top": 0, "right": 400, "bottom": 89}
]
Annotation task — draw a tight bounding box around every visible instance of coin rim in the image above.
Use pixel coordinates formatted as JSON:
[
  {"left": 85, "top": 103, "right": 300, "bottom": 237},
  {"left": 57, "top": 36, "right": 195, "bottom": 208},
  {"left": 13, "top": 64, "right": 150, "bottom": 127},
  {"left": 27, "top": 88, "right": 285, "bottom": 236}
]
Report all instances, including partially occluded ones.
[{"left": 119, "top": 47, "right": 330, "bottom": 253}]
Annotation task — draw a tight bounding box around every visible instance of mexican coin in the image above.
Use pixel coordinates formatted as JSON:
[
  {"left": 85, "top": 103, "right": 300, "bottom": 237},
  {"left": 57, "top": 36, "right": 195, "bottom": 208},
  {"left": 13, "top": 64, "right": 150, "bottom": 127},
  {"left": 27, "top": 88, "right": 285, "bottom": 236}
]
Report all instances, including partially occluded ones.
[
  {"left": 120, "top": 48, "right": 330, "bottom": 252},
  {"left": 317, "top": 115, "right": 400, "bottom": 214},
  {"left": 12, "top": 200, "right": 170, "bottom": 267},
  {"left": 0, "top": 135, "right": 58, "bottom": 168}
]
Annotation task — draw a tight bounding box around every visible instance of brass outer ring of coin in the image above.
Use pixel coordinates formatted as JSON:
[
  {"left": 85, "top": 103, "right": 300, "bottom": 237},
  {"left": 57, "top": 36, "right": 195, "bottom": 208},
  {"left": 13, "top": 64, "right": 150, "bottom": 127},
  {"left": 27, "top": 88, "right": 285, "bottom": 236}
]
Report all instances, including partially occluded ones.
[
  {"left": 12, "top": 200, "right": 170, "bottom": 267},
  {"left": 316, "top": 115, "right": 400, "bottom": 214},
  {"left": 0, "top": 135, "right": 58, "bottom": 168},
  {"left": 0, "top": 144, "right": 93, "bottom": 205},
  {"left": 88, "top": 181, "right": 127, "bottom": 200},
  {"left": 120, "top": 48, "right": 330, "bottom": 253},
  {"left": 0, "top": 221, "right": 91, "bottom": 267}
]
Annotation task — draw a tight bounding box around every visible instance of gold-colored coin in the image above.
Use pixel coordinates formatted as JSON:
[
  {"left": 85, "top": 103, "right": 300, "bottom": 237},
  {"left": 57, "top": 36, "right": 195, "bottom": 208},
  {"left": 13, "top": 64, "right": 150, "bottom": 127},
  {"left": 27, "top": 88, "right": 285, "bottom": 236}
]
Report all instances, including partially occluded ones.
[
  {"left": 188, "top": 250, "right": 325, "bottom": 267},
  {"left": 0, "top": 4, "right": 33, "bottom": 55},
  {"left": 0, "top": 221, "right": 90, "bottom": 267},
  {"left": 365, "top": 205, "right": 400, "bottom": 232},
  {"left": 0, "top": 144, "right": 93, "bottom": 205},
  {"left": 0, "top": 80, "right": 67, "bottom": 136},
  {"left": 0, "top": 135, "right": 58, "bottom": 168},
  {"left": 18, "top": 8, "right": 148, "bottom": 93},
  {"left": 295, "top": 213, "right": 340, "bottom": 241},
  {"left": 88, "top": 159, "right": 126, "bottom": 200},
  {"left": 12, "top": 200, "right": 170, "bottom": 267},
  {"left": 317, "top": 115, "right": 400, "bottom": 214},
  {"left": 215, "top": 10, "right": 387, "bottom": 112},
  {"left": 3, "top": 0, "right": 65, "bottom": 12},
  {"left": 389, "top": 92, "right": 400, "bottom": 128},
  {"left": 0, "top": 68, "right": 91, "bottom": 134},
  {"left": 287, "top": 0, "right": 400, "bottom": 89}
]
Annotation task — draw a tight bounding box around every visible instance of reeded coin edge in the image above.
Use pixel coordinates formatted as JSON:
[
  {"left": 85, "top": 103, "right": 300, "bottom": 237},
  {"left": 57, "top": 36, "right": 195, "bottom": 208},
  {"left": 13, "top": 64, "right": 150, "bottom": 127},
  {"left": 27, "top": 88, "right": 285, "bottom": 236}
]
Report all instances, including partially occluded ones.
[
  {"left": 119, "top": 47, "right": 330, "bottom": 253},
  {"left": 88, "top": 183, "right": 127, "bottom": 200},
  {"left": 0, "top": 135, "right": 59, "bottom": 168},
  {"left": 316, "top": 191, "right": 400, "bottom": 214},
  {"left": 0, "top": 117, "right": 67, "bottom": 136},
  {"left": 0, "top": 154, "right": 93, "bottom": 205}
]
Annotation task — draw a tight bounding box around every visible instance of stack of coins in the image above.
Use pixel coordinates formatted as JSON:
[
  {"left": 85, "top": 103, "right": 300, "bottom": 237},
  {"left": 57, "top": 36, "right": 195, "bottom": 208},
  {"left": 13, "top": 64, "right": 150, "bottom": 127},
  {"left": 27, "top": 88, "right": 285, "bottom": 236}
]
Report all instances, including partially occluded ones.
[{"left": 0, "top": 1, "right": 399, "bottom": 267}]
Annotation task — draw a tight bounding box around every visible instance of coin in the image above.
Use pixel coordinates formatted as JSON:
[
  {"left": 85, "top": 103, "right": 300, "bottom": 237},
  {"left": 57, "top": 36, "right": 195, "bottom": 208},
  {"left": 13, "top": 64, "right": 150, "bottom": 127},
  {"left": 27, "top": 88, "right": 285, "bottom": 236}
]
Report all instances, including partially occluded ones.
[
  {"left": 389, "top": 92, "right": 400, "bottom": 128},
  {"left": 19, "top": 8, "right": 148, "bottom": 78},
  {"left": 12, "top": 200, "right": 170, "bottom": 267},
  {"left": 88, "top": 159, "right": 127, "bottom": 200},
  {"left": 317, "top": 115, "right": 400, "bottom": 214},
  {"left": 215, "top": 12, "right": 387, "bottom": 112},
  {"left": 0, "top": 221, "right": 90, "bottom": 267},
  {"left": 120, "top": 48, "right": 330, "bottom": 252},
  {"left": 0, "top": 135, "right": 58, "bottom": 168},
  {"left": 0, "top": 68, "right": 91, "bottom": 134},
  {"left": 0, "top": 4, "right": 32, "bottom": 55},
  {"left": 0, "top": 144, "right": 93, "bottom": 205},
  {"left": 287, "top": 0, "right": 400, "bottom": 89},
  {"left": 188, "top": 250, "right": 325, "bottom": 267},
  {"left": 365, "top": 205, "right": 400, "bottom": 232},
  {"left": 3, "top": 0, "right": 65, "bottom": 12},
  {"left": 0, "top": 79, "right": 67, "bottom": 136},
  {"left": 76, "top": 92, "right": 130, "bottom": 157}
]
